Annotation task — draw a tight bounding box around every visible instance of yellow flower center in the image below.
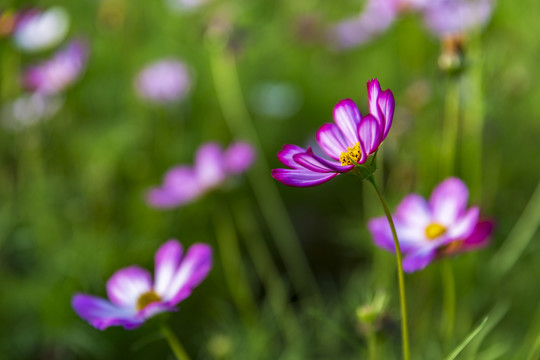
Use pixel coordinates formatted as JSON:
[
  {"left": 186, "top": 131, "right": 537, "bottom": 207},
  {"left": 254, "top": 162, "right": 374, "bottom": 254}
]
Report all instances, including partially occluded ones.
[
  {"left": 339, "top": 142, "right": 362, "bottom": 166},
  {"left": 136, "top": 290, "right": 161, "bottom": 311},
  {"left": 425, "top": 223, "right": 447, "bottom": 240}
]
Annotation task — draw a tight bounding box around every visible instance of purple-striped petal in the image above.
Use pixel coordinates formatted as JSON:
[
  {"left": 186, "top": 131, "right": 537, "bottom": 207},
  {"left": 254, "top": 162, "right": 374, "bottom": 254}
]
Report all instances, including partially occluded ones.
[
  {"left": 293, "top": 152, "right": 336, "bottom": 173},
  {"left": 271, "top": 168, "right": 338, "bottom": 187},
  {"left": 358, "top": 114, "right": 382, "bottom": 156},
  {"left": 333, "top": 99, "right": 362, "bottom": 145},
  {"left": 367, "top": 79, "right": 384, "bottom": 129},
  {"left": 377, "top": 89, "right": 395, "bottom": 139},
  {"left": 277, "top": 144, "right": 308, "bottom": 169},
  {"left": 138, "top": 301, "right": 176, "bottom": 320},
  {"left": 402, "top": 249, "right": 437, "bottom": 272},
  {"left": 165, "top": 243, "right": 213, "bottom": 306},
  {"left": 316, "top": 123, "right": 349, "bottom": 160},
  {"left": 72, "top": 294, "right": 141, "bottom": 330},
  {"left": 308, "top": 149, "right": 354, "bottom": 173},
  {"left": 106, "top": 266, "right": 152, "bottom": 308},
  {"left": 194, "top": 143, "right": 226, "bottom": 190},
  {"left": 430, "top": 177, "right": 469, "bottom": 225},
  {"left": 154, "top": 240, "right": 183, "bottom": 297}
]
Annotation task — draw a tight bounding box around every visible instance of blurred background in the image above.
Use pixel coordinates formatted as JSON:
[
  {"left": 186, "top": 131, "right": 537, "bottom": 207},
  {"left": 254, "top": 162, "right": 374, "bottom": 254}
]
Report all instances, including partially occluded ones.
[{"left": 1, "top": 0, "right": 540, "bottom": 359}]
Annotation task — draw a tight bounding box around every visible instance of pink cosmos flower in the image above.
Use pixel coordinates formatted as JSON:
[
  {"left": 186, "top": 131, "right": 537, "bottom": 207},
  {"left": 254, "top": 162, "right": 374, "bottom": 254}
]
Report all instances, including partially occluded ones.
[
  {"left": 368, "top": 177, "right": 493, "bottom": 272},
  {"left": 331, "top": 0, "right": 493, "bottom": 49},
  {"left": 134, "top": 59, "right": 191, "bottom": 104},
  {"left": 147, "top": 141, "right": 255, "bottom": 209},
  {"left": 271, "top": 79, "right": 394, "bottom": 187},
  {"left": 23, "top": 40, "right": 89, "bottom": 95},
  {"left": 72, "top": 239, "right": 212, "bottom": 330}
]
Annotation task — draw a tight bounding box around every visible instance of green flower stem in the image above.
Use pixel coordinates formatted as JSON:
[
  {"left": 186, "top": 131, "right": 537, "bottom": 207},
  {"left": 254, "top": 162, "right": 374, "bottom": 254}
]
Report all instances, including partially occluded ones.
[
  {"left": 231, "top": 196, "right": 303, "bottom": 344},
  {"left": 440, "top": 75, "right": 460, "bottom": 178},
  {"left": 367, "top": 331, "right": 378, "bottom": 360},
  {"left": 367, "top": 176, "right": 410, "bottom": 360},
  {"left": 441, "top": 258, "right": 456, "bottom": 342},
  {"left": 161, "top": 324, "right": 192, "bottom": 360},
  {"left": 461, "top": 33, "right": 484, "bottom": 200},
  {"left": 205, "top": 34, "right": 320, "bottom": 302},
  {"left": 212, "top": 201, "right": 258, "bottom": 324}
]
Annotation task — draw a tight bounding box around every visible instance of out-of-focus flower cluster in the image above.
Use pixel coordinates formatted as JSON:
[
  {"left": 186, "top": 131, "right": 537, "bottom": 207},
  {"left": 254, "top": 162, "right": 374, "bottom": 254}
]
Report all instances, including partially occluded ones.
[
  {"left": 331, "top": 0, "right": 494, "bottom": 49},
  {"left": 1, "top": 6, "right": 89, "bottom": 131},
  {"left": 147, "top": 141, "right": 256, "bottom": 209},
  {"left": 135, "top": 59, "right": 191, "bottom": 105}
]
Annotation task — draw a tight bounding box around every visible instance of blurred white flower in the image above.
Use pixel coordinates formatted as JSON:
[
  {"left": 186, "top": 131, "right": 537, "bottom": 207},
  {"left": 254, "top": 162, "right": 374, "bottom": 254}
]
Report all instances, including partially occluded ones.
[
  {"left": 1, "top": 93, "right": 63, "bottom": 131},
  {"left": 165, "top": 0, "right": 208, "bottom": 12},
  {"left": 13, "top": 7, "right": 70, "bottom": 52}
]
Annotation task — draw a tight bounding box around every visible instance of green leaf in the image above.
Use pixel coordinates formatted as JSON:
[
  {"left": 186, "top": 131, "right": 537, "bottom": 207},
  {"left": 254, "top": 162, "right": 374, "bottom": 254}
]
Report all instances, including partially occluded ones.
[{"left": 445, "top": 317, "right": 489, "bottom": 360}]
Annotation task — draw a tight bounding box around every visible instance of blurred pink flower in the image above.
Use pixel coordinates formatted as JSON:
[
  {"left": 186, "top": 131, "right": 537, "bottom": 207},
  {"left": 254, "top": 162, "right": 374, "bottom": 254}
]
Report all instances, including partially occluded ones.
[
  {"left": 331, "top": 0, "right": 493, "bottom": 49},
  {"left": 147, "top": 141, "right": 255, "bottom": 209},
  {"left": 72, "top": 239, "right": 212, "bottom": 330},
  {"left": 13, "top": 7, "right": 69, "bottom": 52},
  {"left": 135, "top": 59, "right": 191, "bottom": 104},
  {"left": 368, "top": 177, "right": 494, "bottom": 272},
  {"left": 23, "top": 40, "right": 89, "bottom": 95}
]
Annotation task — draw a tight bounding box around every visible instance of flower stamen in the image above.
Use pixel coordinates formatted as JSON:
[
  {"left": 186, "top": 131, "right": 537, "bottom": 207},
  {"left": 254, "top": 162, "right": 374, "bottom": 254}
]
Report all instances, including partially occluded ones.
[
  {"left": 340, "top": 142, "right": 362, "bottom": 166},
  {"left": 425, "top": 223, "right": 446, "bottom": 240},
  {"left": 136, "top": 291, "right": 161, "bottom": 311}
]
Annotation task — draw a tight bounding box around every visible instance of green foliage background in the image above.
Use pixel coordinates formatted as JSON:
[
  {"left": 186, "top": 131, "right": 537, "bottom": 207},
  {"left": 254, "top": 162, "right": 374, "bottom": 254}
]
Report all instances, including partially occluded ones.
[{"left": 1, "top": 0, "right": 540, "bottom": 359}]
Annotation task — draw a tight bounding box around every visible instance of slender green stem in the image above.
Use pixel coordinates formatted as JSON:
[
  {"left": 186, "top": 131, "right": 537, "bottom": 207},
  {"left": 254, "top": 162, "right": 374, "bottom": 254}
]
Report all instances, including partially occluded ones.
[
  {"left": 367, "top": 176, "right": 410, "bottom": 360},
  {"left": 367, "top": 332, "right": 378, "bottom": 360},
  {"left": 440, "top": 76, "right": 460, "bottom": 178},
  {"left": 205, "top": 34, "right": 320, "bottom": 301},
  {"left": 161, "top": 324, "right": 192, "bottom": 360},
  {"left": 441, "top": 259, "right": 456, "bottom": 341},
  {"left": 212, "top": 201, "right": 258, "bottom": 324}
]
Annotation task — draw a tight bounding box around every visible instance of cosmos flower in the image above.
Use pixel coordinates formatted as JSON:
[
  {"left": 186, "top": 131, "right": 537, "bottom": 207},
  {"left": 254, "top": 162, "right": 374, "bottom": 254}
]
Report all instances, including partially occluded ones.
[
  {"left": 134, "top": 59, "right": 191, "bottom": 104},
  {"left": 72, "top": 240, "right": 212, "bottom": 330},
  {"left": 1, "top": 93, "right": 63, "bottom": 131},
  {"left": 23, "top": 40, "right": 89, "bottom": 95},
  {"left": 368, "top": 177, "right": 493, "bottom": 272},
  {"left": 271, "top": 79, "right": 394, "bottom": 187},
  {"left": 147, "top": 141, "right": 255, "bottom": 209},
  {"left": 331, "top": 0, "right": 493, "bottom": 49},
  {"left": 13, "top": 7, "right": 70, "bottom": 52}
]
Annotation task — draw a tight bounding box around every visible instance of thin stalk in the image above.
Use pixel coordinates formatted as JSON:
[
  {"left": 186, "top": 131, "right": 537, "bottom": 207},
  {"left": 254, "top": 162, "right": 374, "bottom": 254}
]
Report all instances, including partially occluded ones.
[
  {"left": 161, "top": 323, "right": 192, "bottom": 360},
  {"left": 231, "top": 196, "right": 302, "bottom": 344},
  {"left": 205, "top": 35, "right": 320, "bottom": 301},
  {"left": 440, "top": 76, "right": 460, "bottom": 178},
  {"left": 441, "top": 259, "right": 456, "bottom": 342},
  {"left": 212, "top": 201, "right": 258, "bottom": 324},
  {"left": 367, "top": 176, "right": 410, "bottom": 360},
  {"left": 461, "top": 33, "right": 485, "bottom": 201},
  {"left": 367, "top": 332, "right": 378, "bottom": 360}
]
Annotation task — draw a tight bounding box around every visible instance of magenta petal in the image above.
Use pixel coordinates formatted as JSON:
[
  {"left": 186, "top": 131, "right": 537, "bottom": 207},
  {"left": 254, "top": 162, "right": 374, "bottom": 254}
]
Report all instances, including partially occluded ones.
[
  {"left": 194, "top": 143, "right": 226, "bottom": 190},
  {"left": 106, "top": 266, "right": 152, "bottom": 307},
  {"left": 423, "top": 0, "right": 493, "bottom": 37},
  {"left": 462, "top": 220, "right": 494, "bottom": 250},
  {"left": 402, "top": 249, "right": 436, "bottom": 272},
  {"left": 307, "top": 149, "right": 354, "bottom": 173},
  {"left": 271, "top": 168, "right": 338, "bottom": 187},
  {"left": 293, "top": 152, "right": 335, "bottom": 173},
  {"left": 277, "top": 144, "right": 309, "bottom": 169},
  {"left": 430, "top": 177, "right": 469, "bottom": 225},
  {"left": 377, "top": 89, "right": 395, "bottom": 139},
  {"left": 367, "top": 79, "right": 383, "bottom": 123},
  {"left": 138, "top": 301, "right": 176, "bottom": 320},
  {"left": 316, "top": 123, "right": 348, "bottom": 160},
  {"left": 358, "top": 114, "right": 382, "bottom": 156},
  {"left": 333, "top": 99, "right": 362, "bottom": 145},
  {"left": 72, "top": 294, "right": 141, "bottom": 330},
  {"left": 154, "top": 240, "right": 183, "bottom": 296},
  {"left": 146, "top": 166, "right": 201, "bottom": 209},
  {"left": 165, "top": 243, "right": 213, "bottom": 305},
  {"left": 223, "top": 142, "right": 255, "bottom": 174}
]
